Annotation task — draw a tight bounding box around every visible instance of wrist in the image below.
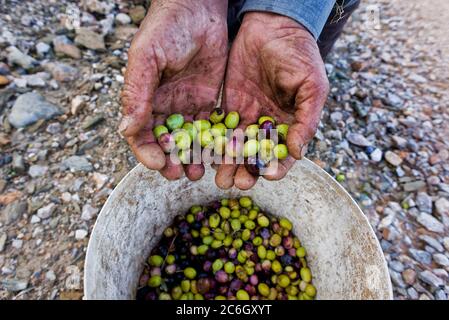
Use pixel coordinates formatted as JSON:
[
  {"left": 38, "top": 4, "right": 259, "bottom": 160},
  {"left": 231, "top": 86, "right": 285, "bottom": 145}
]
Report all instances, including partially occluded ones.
[{"left": 242, "top": 12, "right": 316, "bottom": 41}]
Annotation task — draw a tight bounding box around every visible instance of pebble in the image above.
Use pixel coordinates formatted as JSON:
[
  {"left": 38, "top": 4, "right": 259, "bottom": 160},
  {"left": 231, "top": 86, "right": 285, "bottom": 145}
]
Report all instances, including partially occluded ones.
[
  {"left": 409, "top": 249, "right": 432, "bottom": 265},
  {"left": 9, "top": 92, "right": 63, "bottom": 128},
  {"left": 392, "top": 135, "right": 408, "bottom": 149},
  {"left": 1, "top": 279, "right": 28, "bottom": 292},
  {"left": 418, "top": 270, "right": 444, "bottom": 289},
  {"left": 71, "top": 95, "right": 89, "bottom": 115},
  {"left": 443, "top": 237, "right": 449, "bottom": 252},
  {"left": 419, "top": 235, "right": 444, "bottom": 252},
  {"left": 417, "top": 212, "right": 445, "bottom": 233},
  {"left": 407, "top": 287, "right": 419, "bottom": 299},
  {"left": 52, "top": 35, "right": 81, "bottom": 59},
  {"left": 385, "top": 151, "right": 403, "bottom": 166},
  {"left": 0, "top": 232, "right": 6, "bottom": 252},
  {"left": 75, "top": 28, "right": 106, "bottom": 51},
  {"left": 435, "top": 198, "right": 449, "bottom": 216},
  {"left": 37, "top": 203, "right": 56, "bottom": 219},
  {"left": 75, "top": 229, "right": 88, "bottom": 240},
  {"left": 433, "top": 253, "right": 449, "bottom": 267},
  {"left": 28, "top": 164, "right": 48, "bottom": 178},
  {"left": 36, "top": 42, "right": 51, "bottom": 55},
  {"left": 61, "top": 155, "right": 93, "bottom": 172},
  {"left": 6, "top": 46, "right": 37, "bottom": 70},
  {"left": 92, "top": 172, "right": 108, "bottom": 189},
  {"left": 129, "top": 6, "right": 146, "bottom": 24},
  {"left": 12, "top": 239, "right": 23, "bottom": 249},
  {"left": 347, "top": 132, "right": 371, "bottom": 147},
  {"left": 81, "top": 204, "right": 98, "bottom": 221},
  {"left": 416, "top": 192, "right": 433, "bottom": 213},
  {"left": 0, "top": 201, "right": 27, "bottom": 225},
  {"left": 115, "top": 13, "right": 131, "bottom": 25},
  {"left": 0, "top": 75, "right": 10, "bottom": 86},
  {"left": 43, "top": 62, "right": 79, "bottom": 82},
  {"left": 30, "top": 215, "right": 41, "bottom": 224},
  {"left": 114, "top": 25, "right": 138, "bottom": 41},
  {"left": 402, "top": 269, "right": 417, "bottom": 285},
  {"left": 435, "top": 289, "right": 447, "bottom": 300},
  {"left": 45, "top": 270, "right": 56, "bottom": 282},
  {"left": 370, "top": 148, "right": 383, "bottom": 162},
  {"left": 403, "top": 180, "right": 426, "bottom": 192}
]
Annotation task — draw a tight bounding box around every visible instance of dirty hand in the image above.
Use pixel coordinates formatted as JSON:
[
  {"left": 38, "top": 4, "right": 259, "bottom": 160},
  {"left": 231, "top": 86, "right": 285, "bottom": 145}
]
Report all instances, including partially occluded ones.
[
  {"left": 120, "top": 0, "right": 228, "bottom": 181},
  {"left": 215, "top": 12, "right": 329, "bottom": 190}
]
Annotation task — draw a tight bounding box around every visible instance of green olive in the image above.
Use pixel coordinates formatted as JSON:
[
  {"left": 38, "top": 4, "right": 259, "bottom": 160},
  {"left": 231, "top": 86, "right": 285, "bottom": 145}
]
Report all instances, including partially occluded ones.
[
  {"left": 273, "top": 144, "right": 289, "bottom": 160},
  {"left": 166, "top": 114, "right": 184, "bottom": 131},
  {"left": 224, "top": 111, "right": 240, "bottom": 129},
  {"left": 153, "top": 125, "right": 169, "bottom": 139}
]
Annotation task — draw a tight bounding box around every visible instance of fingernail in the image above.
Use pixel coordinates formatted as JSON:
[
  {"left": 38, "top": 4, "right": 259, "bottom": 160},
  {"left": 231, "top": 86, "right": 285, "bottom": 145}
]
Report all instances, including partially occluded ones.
[{"left": 118, "top": 116, "right": 132, "bottom": 136}]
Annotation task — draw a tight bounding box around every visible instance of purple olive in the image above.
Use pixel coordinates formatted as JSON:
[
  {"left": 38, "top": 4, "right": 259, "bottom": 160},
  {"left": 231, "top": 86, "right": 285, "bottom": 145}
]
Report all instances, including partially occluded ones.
[
  {"left": 260, "top": 228, "right": 270, "bottom": 239},
  {"left": 150, "top": 267, "right": 161, "bottom": 276},
  {"left": 228, "top": 248, "right": 237, "bottom": 259},
  {"left": 139, "top": 274, "right": 149, "bottom": 287},
  {"left": 218, "top": 286, "right": 228, "bottom": 295},
  {"left": 165, "top": 264, "right": 176, "bottom": 275},
  {"left": 157, "top": 133, "right": 175, "bottom": 153},
  {"left": 215, "top": 270, "right": 229, "bottom": 283},
  {"left": 250, "top": 274, "right": 259, "bottom": 286},
  {"left": 288, "top": 248, "right": 297, "bottom": 256},
  {"left": 259, "top": 120, "right": 275, "bottom": 139},
  {"left": 229, "top": 279, "right": 243, "bottom": 292},
  {"left": 283, "top": 236, "right": 293, "bottom": 249},
  {"left": 203, "top": 261, "right": 212, "bottom": 272},
  {"left": 197, "top": 278, "right": 211, "bottom": 294}
]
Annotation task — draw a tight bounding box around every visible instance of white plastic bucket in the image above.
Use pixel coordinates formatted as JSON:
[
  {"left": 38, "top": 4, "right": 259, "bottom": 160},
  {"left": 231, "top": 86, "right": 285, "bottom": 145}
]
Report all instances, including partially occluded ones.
[{"left": 84, "top": 159, "right": 393, "bottom": 300}]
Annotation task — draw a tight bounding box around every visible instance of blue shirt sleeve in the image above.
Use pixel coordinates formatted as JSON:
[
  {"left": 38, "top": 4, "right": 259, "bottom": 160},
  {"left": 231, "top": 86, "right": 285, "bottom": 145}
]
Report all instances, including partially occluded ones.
[{"left": 238, "top": 0, "right": 336, "bottom": 39}]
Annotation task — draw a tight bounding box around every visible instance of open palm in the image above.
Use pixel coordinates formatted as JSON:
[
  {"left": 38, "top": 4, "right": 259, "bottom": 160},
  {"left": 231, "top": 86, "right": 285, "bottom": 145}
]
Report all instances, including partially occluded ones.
[{"left": 216, "top": 12, "right": 329, "bottom": 190}]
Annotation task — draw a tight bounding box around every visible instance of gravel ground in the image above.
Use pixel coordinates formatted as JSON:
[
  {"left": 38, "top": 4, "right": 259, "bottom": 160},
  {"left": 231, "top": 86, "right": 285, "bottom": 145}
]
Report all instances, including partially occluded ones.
[{"left": 0, "top": 0, "right": 448, "bottom": 300}]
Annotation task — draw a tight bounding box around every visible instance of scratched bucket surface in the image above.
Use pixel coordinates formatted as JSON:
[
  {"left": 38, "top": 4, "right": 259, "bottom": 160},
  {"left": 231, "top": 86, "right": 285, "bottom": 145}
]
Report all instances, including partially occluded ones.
[{"left": 84, "top": 159, "right": 392, "bottom": 300}]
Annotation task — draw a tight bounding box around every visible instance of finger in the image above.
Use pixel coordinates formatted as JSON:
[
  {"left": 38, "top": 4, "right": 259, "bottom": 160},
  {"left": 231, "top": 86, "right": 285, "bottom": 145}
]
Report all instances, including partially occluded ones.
[
  {"left": 184, "top": 164, "right": 205, "bottom": 181},
  {"left": 127, "top": 124, "right": 166, "bottom": 170},
  {"left": 262, "top": 155, "right": 296, "bottom": 181},
  {"left": 120, "top": 40, "right": 163, "bottom": 137},
  {"left": 234, "top": 165, "right": 258, "bottom": 190},
  {"left": 287, "top": 78, "right": 328, "bottom": 159},
  {"left": 215, "top": 163, "right": 239, "bottom": 190},
  {"left": 159, "top": 155, "right": 184, "bottom": 181}
]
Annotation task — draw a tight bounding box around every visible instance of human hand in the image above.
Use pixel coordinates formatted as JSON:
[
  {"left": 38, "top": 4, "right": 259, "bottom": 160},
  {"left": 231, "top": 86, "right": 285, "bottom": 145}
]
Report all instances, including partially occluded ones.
[
  {"left": 215, "top": 12, "right": 329, "bottom": 190},
  {"left": 120, "top": 0, "right": 228, "bottom": 180}
]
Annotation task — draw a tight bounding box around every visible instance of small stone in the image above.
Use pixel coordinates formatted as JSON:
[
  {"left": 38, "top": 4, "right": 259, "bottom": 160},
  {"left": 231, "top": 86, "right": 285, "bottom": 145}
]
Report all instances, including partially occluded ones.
[
  {"left": 435, "top": 198, "right": 449, "bottom": 216},
  {"left": 36, "top": 42, "right": 51, "bottom": 55},
  {"left": 419, "top": 235, "right": 444, "bottom": 252},
  {"left": 0, "top": 75, "right": 10, "bottom": 86},
  {"left": 370, "top": 148, "right": 383, "bottom": 162},
  {"left": 1, "top": 279, "right": 28, "bottom": 292},
  {"left": 61, "top": 156, "right": 93, "bottom": 172},
  {"left": 28, "top": 165, "right": 48, "bottom": 178},
  {"left": 433, "top": 253, "right": 449, "bottom": 267},
  {"left": 0, "top": 191, "right": 23, "bottom": 205},
  {"left": 129, "top": 6, "right": 146, "bottom": 24},
  {"left": 402, "top": 269, "right": 416, "bottom": 285},
  {"left": 37, "top": 203, "right": 56, "bottom": 220},
  {"left": 92, "top": 172, "right": 108, "bottom": 189},
  {"left": 6, "top": 46, "right": 37, "bottom": 70},
  {"left": 391, "top": 135, "right": 408, "bottom": 148},
  {"left": 385, "top": 151, "right": 403, "bottom": 166},
  {"left": 81, "top": 114, "right": 104, "bottom": 130},
  {"left": 418, "top": 270, "right": 444, "bottom": 289},
  {"left": 71, "top": 95, "right": 89, "bottom": 115},
  {"left": 9, "top": 92, "right": 63, "bottom": 128},
  {"left": 11, "top": 239, "right": 23, "bottom": 249},
  {"left": 12, "top": 153, "right": 25, "bottom": 173},
  {"left": 389, "top": 260, "right": 404, "bottom": 273},
  {"left": 417, "top": 212, "right": 445, "bottom": 233},
  {"left": 347, "top": 132, "right": 371, "bottom": 147},
  {"left": 114, "top": 25, "right": 138, "bottom": 41},
  {"left": 443, "top": 237, "right": 449, "bottom": 252},
  {"left": 45, "top": 270, "right": 56, "bottom": 282},
  {"left": 407, "top": 287, "right": 418, "bottom": 300},
  {"left": 43, "top": 62, "right": 79, "bottom": 82},
  {"left": 0, "top": 232, "right": 6, "bottom": 252},
  {"left": 403, "top": 180, "right": 426, "bottom": 192},
  {"left": 75, "top": 229, "right": 88, "bottom": 240},
  {"left": 52, "top": 35, "right": 81, "bottom": 59},
  {"left": 409, "top": 248, "right": 432, "bottom": 264},
  {"left": 390, "top": 270, "right": 406, "bottom": 288},
  {"left": 46, "top": 122, "right": 62, "bottom": 134},
  {"left": 81, "top": 204, "right": 98, "bottom": 221},
  {"left": 61, "top": 192, "right": 72, "bottom": 203},
  {"left": 30, "top": 215, "right": 41, "bottom": 224},
  {"left": 115, "top": 13, "right": 131, "bottom": 25},
  {"left": 75, "top": 28, "right": 106, "bottom": 51},
  {"left": 1, "top": 201, "right": 27, "bottom": 225},
  {"left": 416, "top": 192, "right": 432, "bottom": 213},
  {"left": 435, "top": 290, "right": 447, "bottom": 300}
]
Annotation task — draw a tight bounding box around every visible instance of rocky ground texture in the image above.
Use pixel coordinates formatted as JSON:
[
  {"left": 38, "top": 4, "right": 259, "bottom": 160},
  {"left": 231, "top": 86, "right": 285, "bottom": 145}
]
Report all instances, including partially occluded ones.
[{"left": 0, "top": 0, "right": 448, "bottom": 300}]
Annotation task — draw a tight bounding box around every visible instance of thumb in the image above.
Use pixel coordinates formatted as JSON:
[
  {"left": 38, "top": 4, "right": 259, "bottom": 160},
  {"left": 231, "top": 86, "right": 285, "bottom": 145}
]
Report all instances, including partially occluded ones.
[{"left": 120, "top": 43, "right": 163, "bottom": 137}]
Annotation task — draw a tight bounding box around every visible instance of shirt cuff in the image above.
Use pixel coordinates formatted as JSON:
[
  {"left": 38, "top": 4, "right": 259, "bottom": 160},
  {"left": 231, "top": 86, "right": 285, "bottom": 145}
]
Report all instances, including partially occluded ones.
[{"left": 238, "top": 0, "right": 336, "bottom": 39}]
